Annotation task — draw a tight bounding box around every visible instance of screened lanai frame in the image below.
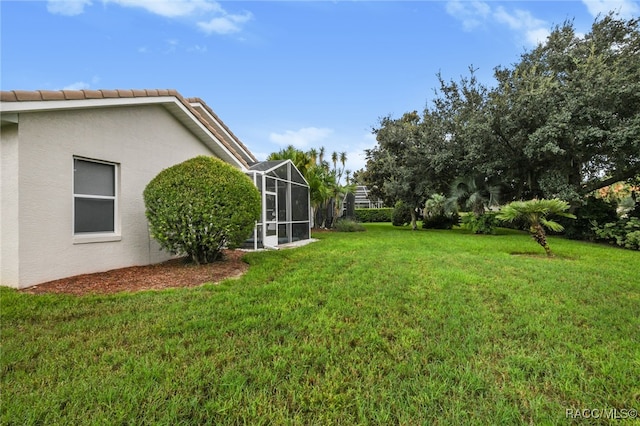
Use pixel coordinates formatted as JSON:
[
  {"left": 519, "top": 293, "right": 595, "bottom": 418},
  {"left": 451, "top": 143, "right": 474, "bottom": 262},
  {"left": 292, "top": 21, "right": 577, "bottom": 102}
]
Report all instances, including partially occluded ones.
[{"left": 245, "top": 160, "right": 311, "bottom": 250}]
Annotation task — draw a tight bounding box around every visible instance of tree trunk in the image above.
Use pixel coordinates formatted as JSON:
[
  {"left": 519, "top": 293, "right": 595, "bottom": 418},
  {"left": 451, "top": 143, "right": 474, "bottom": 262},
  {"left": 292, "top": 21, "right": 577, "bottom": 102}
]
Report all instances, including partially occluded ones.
[
  {"left": 410, "top": 209, "right": 417, "bottom": 231},
  {"left": 530, "top": 223, "right": 552, "bottom": 256}
]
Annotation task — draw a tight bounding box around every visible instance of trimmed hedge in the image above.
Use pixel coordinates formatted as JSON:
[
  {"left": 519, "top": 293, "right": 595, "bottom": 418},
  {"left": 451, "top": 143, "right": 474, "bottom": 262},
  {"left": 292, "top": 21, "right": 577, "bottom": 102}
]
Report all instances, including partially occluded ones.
[
  {"left": 143, "top": 156, "right": 261, "bottom": 264},
  {"left": 355, "top": 208, "right": 393, "bottom": 223}
]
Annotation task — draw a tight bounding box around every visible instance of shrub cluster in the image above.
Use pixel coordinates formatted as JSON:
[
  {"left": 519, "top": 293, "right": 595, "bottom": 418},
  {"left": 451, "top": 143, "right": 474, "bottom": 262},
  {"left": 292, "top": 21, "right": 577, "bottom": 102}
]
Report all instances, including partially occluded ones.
[
  {"left": 422, "top": 194, "right": 459, "bottom": 229},
  {"left": 461, "top": 212, "right": 500, "bottom": 234},
  {"left": 559, "top": 196, "right": 618, "bottom": 240},
  {"left": 593, "top": 217, "right": 640, "bottom": 250},
  {"left": 392, "top": 201, "right": 413, "bottom": 227},
  {"left": 143, "top": 156, "right": 261, "bottom": 264},
  {"left": 354, "top": 208, "right": 393, "bottom": 223},
  {"left": 334, "top": 218, "right": 366, "bottom": 232}
]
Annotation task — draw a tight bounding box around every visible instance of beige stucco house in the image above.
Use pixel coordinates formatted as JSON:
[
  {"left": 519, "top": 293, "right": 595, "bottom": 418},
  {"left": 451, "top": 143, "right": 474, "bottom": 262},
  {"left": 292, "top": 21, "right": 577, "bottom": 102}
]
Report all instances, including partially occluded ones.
[{"left": 1, "top": 89, "right": 309, "bottom": 289}]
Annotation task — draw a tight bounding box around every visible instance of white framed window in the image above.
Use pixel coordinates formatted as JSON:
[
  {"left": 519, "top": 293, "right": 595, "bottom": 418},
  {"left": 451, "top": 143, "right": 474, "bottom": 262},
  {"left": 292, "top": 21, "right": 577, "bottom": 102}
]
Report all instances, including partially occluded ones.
[{"left": 73, "top": 157, "right": 120, "bottom": 243}]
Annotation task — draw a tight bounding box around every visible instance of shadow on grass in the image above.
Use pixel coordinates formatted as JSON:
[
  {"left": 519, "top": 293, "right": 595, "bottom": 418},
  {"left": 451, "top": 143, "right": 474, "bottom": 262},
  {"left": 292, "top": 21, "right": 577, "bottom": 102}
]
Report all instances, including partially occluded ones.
[{"left": 509, "top": 251, "right": 576, "bottom": 260}]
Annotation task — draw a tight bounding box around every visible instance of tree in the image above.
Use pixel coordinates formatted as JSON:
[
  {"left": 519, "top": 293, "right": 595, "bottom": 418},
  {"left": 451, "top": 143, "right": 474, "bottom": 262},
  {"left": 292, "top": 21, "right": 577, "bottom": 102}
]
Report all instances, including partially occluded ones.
[
  {"left": 489, "top": 14, "right": 640, "bottom": 201},
  {"left": 364, "top": 70, "right": 491, "bottom": 227},
  {"left": 267, "top": 145, "right": 313, "bottom": 176},
  {"left": 366, "top": 111, "right": 437, "bottom": 230},
  {"left": 363, "top": 14, "right": 640, "bottom": 210},
  {"left": 497, "top": 199, "right": 576, "bottom": 256},
  {"left": 328, "top": 151, "right": 353, "bottom": 222},
  {"left": 264, "top": 145, "right": 353, "bottom": 229},
  {"left": 143, "top": 156, "right": 261, "bottom": 264}
]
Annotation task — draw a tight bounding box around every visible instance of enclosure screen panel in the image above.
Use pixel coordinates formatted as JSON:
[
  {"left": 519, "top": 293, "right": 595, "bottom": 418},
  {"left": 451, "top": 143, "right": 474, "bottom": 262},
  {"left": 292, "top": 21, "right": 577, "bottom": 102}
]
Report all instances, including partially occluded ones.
[
  {"left": 292, "top": 223, "right": 310, "bottom": 241},
  {"left": 291, "top": 184, "right": 309, "bottom": 221}
]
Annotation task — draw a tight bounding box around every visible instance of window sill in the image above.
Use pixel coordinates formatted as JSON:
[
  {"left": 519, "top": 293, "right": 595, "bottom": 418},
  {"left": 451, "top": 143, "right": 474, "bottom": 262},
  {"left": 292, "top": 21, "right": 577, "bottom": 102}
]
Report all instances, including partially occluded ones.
[{"left": 73, "top": 233, "right": 122, "bottom": 244}]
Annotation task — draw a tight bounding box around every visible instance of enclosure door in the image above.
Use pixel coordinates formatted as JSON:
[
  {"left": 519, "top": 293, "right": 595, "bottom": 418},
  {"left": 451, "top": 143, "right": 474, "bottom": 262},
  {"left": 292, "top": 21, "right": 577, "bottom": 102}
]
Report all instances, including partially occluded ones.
[{"left": 264, "top": 191, "right": 278, "bottom": 247}]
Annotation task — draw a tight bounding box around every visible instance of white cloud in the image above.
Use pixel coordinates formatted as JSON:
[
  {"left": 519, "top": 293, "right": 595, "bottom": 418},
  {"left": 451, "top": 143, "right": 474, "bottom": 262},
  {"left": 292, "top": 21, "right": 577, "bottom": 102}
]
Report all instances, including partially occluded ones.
[
  {"left": 197, "top": 11, "right": 253, "bottom": 35},
  {"left": 269, "top": 127, "right": 334, "bottom": 149},
  {"left": 582, "top": 0, "right": 640, "bottom": 19},
  {"left": 494, "top": 6, "right": 550, "bottom": 46},
  {"left": 62, "top": 81, "right": 92, "bottom": 90},
  {"left": 47, "top": 0, "right": 92, "bottom": 16},
  {"left": 346, "top": 132, "right": 377, "bottom": 174},
  {"left": 445, "top": 1, "right": 550, "bottom": 47},
  {"left": 46, "top": 0, "right": 253, "bottom": 35},
  {"left": 60, "top": 76, "right": 100, "bottom": 90},
  {"left": 445, "top": 0, "right": 491, "bottom": 31},
  {"left": 525, "top": 28, "right": 552, "bottom": 46},
  {"left": 104, "top": 0, "right": 220, "bottom": 18}
]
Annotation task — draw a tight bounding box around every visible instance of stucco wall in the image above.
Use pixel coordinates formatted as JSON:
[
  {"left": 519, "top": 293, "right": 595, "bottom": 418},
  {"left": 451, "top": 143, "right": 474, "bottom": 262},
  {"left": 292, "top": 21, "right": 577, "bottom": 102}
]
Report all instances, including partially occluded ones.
[
  {"left": 6, "top": 105, "right": 219, "bottom": 288},
  {"left": 1, "top": 124, "right": 20, "bottom": 287}
]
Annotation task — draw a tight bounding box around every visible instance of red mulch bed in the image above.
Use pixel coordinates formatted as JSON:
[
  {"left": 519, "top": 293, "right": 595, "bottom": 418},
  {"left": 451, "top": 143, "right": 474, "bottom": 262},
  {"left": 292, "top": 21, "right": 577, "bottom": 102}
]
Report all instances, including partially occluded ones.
[{"left": 20, "top": 250, "right": 248, "bottom": 296}]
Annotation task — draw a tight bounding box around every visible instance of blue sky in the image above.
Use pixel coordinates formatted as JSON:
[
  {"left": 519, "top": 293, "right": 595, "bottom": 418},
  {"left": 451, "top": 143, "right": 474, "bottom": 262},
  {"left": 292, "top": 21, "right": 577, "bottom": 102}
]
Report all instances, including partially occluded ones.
[{"left": 2, "top": 1, "right": 638, "bottom": 173}]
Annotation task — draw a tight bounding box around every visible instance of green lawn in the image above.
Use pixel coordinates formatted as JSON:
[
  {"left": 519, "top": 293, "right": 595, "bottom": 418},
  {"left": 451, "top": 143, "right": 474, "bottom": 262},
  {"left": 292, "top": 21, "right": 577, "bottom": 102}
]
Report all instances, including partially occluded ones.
[{"left": 2, "top": 224, "right": 639, "bottom": 425}]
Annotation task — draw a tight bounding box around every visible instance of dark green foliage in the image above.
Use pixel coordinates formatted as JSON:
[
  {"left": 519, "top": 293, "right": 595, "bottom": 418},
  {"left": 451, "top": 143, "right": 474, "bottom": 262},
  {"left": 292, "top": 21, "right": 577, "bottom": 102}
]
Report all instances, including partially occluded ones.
[
  {"left": 423, "top": 194, "right": 459, "bottom": 229},
  {"left": 334, "top": 218, "right": 366, "bottom": 232},
  {"left": 392, "top": 201, "right": 412, "bottom": 227},
  {"left": 449, "top": 175, "right": 501, "bottom": 216},
  {"left": 364, "top": 15, "right": 640, "bottom": 208},
  {"left": 559, "top": 197, "right": 618, "bottom": 240},
  {"left": 461, "top": 212, "right": 500, "bottom": 234},
  {"left": 354, "top": 208, "right": 393, "bottom": 223},
  {"left": 422, "top": 215, "right": 460, "bottom": 230},
  {"left": 143, "top": 156, "right": 261, "bottom": 264},
  {"left": 593, "top": 217, "right": 640, "bottom": 250}
]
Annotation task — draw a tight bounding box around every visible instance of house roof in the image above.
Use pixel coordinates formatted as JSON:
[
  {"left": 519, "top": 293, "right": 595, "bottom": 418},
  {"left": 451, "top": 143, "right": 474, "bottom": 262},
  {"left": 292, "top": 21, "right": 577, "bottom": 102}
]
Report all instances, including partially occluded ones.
[{"left": 0, "top": 89, "right": 255, "bottom": 169}]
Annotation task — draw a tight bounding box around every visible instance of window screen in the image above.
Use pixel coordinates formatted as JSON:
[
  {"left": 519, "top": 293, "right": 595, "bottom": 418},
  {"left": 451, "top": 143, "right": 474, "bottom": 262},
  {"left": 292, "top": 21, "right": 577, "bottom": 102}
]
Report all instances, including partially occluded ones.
[{"left": 73, "top": 158, "right": 117, "bottom": 234}]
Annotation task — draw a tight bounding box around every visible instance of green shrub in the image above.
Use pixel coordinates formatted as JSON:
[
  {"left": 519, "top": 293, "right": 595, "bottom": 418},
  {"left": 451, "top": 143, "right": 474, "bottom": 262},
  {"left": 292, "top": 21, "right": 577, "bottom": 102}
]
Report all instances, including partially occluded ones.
[
  {"left": 334, "top": 218, "right": 366, "bottom": 232},
  {"left": 593, "top": 217, "right": 640, "bottom": 250},
  {"left": 355, "top": 208, "right": 393, "bottom": 223},
  {"left": 423, "top": 194, "right": 459, "bottom": 229},
  {"left": 143, "top": 156, "right": 261, "bottom": 264},
  {"left": 461, "top": 212, "right": 499, "bottom": 234},
  {"left": 392, "top": 201, "right": 412, "bottom": 227},
  {"left": 559, "top": 196, "right": 618, "bottom": 240}
]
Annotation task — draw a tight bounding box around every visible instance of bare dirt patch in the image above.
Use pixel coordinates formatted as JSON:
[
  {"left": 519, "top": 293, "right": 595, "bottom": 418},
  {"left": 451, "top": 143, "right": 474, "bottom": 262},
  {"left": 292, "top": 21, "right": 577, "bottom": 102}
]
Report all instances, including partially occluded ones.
[{"left": 20, "top": 250, "right": 248, "bottom": 296}]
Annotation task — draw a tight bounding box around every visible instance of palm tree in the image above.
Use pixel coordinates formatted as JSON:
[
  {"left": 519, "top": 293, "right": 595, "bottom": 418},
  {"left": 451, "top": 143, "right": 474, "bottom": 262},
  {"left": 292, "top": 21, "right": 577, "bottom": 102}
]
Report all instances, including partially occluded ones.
[
  {"left": 308, "top": 148, "right": 318, "bottom": 165},
  {"left": 306, "top": 164, "right": 333, "bottom": 228},
  {"left": 449, "top": 175, "right": 501, "bottom": 216},
  {"left": 267, "top": 145, "right": 312, "bottom": 175},
  {"left": 497, "top": 198, "right": 576, "bottom": 256}
]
